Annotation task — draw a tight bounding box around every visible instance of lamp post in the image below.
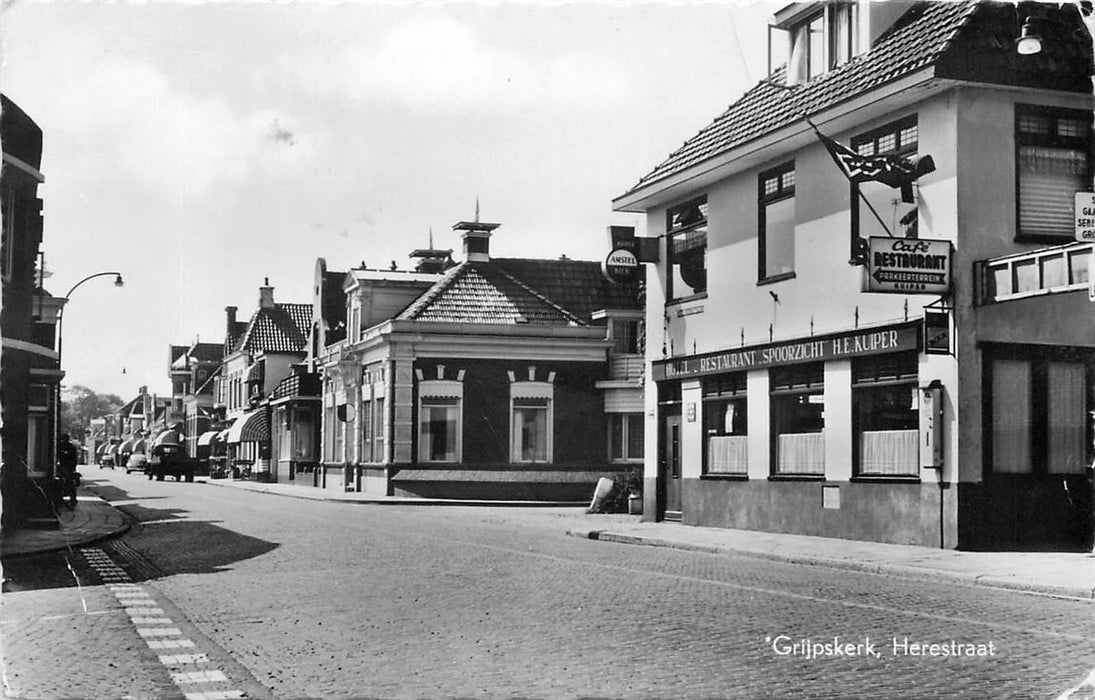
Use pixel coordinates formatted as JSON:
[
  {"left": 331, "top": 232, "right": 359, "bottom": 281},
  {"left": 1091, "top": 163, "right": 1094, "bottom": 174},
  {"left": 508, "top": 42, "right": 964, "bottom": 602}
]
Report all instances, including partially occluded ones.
[{"left": 53, "top": 271, "right": 124, "bottom": 474}]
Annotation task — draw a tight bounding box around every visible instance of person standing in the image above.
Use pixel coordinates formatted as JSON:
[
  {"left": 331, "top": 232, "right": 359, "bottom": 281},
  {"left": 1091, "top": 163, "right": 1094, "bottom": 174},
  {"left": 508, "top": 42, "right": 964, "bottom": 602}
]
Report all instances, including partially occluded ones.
[{"left": 56, "top": 433, "right": 79, "bottom": 510}]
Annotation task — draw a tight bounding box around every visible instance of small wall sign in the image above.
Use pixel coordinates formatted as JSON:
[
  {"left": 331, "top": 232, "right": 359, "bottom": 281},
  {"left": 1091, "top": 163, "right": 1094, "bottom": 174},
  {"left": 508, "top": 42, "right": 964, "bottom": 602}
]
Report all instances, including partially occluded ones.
[{"left": 1075, "top": 192, "right": 1095, "bottom": 242}]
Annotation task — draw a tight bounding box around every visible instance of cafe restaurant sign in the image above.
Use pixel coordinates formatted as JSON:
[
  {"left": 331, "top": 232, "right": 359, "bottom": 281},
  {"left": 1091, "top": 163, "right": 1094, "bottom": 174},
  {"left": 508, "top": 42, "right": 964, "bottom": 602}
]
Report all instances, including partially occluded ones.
[
  {"left": 652, "top": 322, "right": 920, "bottom": 381},
  {"left": 867, "top": 237, "right": 952, "bottom": 294}
]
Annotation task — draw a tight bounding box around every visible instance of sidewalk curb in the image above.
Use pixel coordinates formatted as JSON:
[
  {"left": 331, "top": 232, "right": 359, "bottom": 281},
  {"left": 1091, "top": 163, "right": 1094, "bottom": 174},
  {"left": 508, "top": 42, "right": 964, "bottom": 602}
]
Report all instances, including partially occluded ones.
[
  {"left": 0, "top": 512, "right": 132, "bottom": 560},
  {"left": 567, "top": 529, "right": 1095, "bottom": 601},
  {"left": 200, "top": 478, "right": 586, "bottom": 508}
]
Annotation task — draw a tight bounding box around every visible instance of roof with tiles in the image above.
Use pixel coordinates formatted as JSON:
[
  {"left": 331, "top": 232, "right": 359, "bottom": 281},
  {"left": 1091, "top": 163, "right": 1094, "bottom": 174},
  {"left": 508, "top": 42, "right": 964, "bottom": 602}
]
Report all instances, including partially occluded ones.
[
  {"left": 493, "top": 258, "right": 643, "bottom": 321},
  {"left": 397, "top": 261, "right": 587, "bottom": 326},
  {"left": 623, "top": 1, "right": 1091, "bottom": 197},
  {"left": 233, "top": 303, "right": 311, "bottom": 355}
]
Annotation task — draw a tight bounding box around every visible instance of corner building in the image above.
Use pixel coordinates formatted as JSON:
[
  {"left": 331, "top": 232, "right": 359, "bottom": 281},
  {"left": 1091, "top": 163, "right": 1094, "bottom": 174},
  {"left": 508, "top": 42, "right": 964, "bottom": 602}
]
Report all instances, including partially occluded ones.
[{"left": 614, "top": 1, "right": 1093, "bottom": 550}]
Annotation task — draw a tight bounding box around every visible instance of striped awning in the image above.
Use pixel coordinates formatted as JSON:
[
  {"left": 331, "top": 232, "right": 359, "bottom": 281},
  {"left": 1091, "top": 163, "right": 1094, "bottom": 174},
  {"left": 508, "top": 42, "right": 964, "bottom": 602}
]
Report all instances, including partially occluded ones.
[
  {"left": 153, "top": 429, "right": 183, "bottom": 447},
  {"left": 197, "top": 430, "right": 221, "bottom": 447},
  {"left": 226, "top": 409, "right": 269, "bottom": 443}
]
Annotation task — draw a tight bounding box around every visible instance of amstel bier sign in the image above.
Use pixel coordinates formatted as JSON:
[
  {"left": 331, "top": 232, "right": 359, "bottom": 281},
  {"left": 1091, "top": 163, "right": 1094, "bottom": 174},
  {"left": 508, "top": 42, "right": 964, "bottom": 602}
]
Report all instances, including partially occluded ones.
[{"left": 867, "top": 237, "right": 952, "bottom": 294}]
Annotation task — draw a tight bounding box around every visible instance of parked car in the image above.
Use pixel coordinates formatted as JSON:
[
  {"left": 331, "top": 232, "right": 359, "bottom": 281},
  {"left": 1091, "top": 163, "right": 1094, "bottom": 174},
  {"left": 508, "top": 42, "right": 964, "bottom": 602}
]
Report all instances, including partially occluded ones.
[
  {"left": 125, "top": 452, "right": 148, "bottom": 474},
  {"left": 147, "top": 443, "right": 195, "bottom": 482}
]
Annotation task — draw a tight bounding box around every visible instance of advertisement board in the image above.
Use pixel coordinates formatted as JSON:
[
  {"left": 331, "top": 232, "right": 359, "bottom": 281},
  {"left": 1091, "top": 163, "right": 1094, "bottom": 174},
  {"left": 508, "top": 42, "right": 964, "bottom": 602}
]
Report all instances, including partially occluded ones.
[{"left": 866, "top": 237, "right": 952, "bottom": 294}]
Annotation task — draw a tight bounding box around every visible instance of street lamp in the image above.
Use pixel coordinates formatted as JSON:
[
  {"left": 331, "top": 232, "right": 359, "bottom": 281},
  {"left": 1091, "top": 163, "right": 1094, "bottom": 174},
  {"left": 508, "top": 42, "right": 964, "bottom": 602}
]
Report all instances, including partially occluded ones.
[{"left": 53, "top": 271, "right": 124, "bottom": 472}]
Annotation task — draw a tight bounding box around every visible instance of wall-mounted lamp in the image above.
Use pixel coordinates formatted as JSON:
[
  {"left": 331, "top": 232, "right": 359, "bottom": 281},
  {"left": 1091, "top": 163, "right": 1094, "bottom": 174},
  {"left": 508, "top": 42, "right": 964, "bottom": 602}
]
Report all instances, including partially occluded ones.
[{"left": 1016, "top": 18, "right": 1043, "bottom": 55}]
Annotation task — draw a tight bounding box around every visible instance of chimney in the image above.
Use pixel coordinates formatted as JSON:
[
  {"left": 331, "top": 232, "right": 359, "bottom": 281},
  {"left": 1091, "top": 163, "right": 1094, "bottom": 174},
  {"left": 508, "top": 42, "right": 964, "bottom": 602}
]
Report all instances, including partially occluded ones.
[
  {"left": 410, "top": 228, "right": 454, "bottom": 273},
  {"left": 225, "top": 305, "right": 238, "bottom": 336},
  {"left": 259, "top": 277, "right": 275, "bottom": 309},
  {"left": 453, "top": 204, "right": 501, "bottom": 263}
]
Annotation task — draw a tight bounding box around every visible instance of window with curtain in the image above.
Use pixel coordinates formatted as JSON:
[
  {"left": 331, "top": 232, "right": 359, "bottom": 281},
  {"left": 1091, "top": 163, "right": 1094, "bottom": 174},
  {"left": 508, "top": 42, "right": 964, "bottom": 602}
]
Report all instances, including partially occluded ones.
[
  {"left": 419, "top": 397, "right": 460, "bottom": 463},
  {"left": 1048, "top": 362, "right": 1087, "bottom": 474},
  {"left": 990, "top": 355, "right": 1091, "bottom": 476},
  {"left": 770, "top": 363, "right": 824, "bottom": 476},
  {"left": 1016, "top": 105, "right": 1092, "bottom": 240},
  {"left": 666, "top": 197, "right": 708, "bottom": 301},
  {"left": 853, "top": 352, "right": 919, "bottom": 477},
  {"left": 703, "top": 373, "right": 748, "bottom": 475},
  {"left": 759, "top": 163, "right": 796, "bottom": 282},
  {"left": 510, "top": 381, "right": 553, "bottom": 463}
]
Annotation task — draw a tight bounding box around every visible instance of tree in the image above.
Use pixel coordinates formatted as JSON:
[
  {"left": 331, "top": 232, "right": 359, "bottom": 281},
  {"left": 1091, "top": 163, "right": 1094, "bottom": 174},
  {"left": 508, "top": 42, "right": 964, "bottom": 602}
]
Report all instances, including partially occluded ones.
[{"left": 60, "top": 385, "right": 123, "bottom": 438}]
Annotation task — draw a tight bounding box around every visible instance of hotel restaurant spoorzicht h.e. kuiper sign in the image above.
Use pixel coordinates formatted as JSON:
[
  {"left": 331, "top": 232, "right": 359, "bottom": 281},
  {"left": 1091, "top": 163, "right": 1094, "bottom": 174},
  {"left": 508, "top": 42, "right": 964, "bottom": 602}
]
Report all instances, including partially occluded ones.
[
  {"left": 866, "top": 237, "right": 952, "bottom": 294},
  {"left": 652, "top": 323, "right": 921, "bottom": 381}
]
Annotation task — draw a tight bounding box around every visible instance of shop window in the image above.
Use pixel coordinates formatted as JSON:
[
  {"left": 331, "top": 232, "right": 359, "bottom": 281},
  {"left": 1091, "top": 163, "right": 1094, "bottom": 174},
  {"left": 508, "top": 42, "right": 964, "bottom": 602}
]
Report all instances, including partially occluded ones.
[
  {"left": 666, "top": 197, "right": 707, "bottom": 301},
  {"left": 511, "top": 381, "right": 553, "bottom": 463},
  {"left": 990, "top": 356, "right": 1089, "bottom": 475},
  {"left": 851, "top": 116, "right": 919, "bottom": 253},
  {"left": 853, "top": 352, "right": 919, "bottom": 477},
  {"left": 1016, "top": 105, "right": 1092, "bottom": 241},
  {"left": 703, "top": 373, "right": 748, "bottom": 476},
  {"left": 609, "top": 413, "right": 644, "bottom": 462},
  {"left": 374, "top": 397, "right": 385, "bottom": 461},
  {"left": 419, "top": 382, "right": 462, "bottom": 463},
  {"left": 770, "top": 363, "right": 824, "bottom": 476},
  {"left": 759, "top": 163, "right": 796, "bottom": 282}
]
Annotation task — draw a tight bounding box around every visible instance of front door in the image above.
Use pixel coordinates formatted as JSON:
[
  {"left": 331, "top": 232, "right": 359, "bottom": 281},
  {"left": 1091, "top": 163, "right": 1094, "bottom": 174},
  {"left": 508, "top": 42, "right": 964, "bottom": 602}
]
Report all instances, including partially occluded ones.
[{"left": 663, "top": 414, "right": 682, "bottom": 521}]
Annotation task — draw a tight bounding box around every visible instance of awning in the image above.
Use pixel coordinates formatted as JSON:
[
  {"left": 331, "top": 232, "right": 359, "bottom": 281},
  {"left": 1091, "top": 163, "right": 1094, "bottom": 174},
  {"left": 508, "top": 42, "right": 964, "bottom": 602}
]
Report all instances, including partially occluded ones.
[
  {"left": 197, "top": 430, "right": 221, "bottom": 447},
  {"left": 132, "top": 438, "right": 148, "bottom": 454},
  {"left": 153, "top": 429, "right": 183, "bottom": 447},
  {"left": 226, "top": 410, "right": 269, "bottom": 443},
  {"left": 118, "top": 438, "right": 135, "bottom": 454}
]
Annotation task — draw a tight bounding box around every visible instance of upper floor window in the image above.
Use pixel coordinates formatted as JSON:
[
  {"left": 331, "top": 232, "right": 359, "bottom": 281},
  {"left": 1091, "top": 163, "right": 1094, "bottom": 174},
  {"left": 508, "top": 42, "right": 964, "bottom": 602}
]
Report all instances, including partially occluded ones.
[
  {"left": 610, "top": 318, "right": 643, "bottom": 355},
  {"left": 1016, "top": 105, "right": 1092, "bottom": 241},
  {"left": 851, "top": 115, "right": 920, "bottom": 254},
  {"left": 783, "top": 2, "right": 856, "bottom": 83},
  {"left": 759, "top": 163, "right": 796, "bottom": 283},
  {"left": 666, "top": 197, "right": 707, "bottom": 302}
]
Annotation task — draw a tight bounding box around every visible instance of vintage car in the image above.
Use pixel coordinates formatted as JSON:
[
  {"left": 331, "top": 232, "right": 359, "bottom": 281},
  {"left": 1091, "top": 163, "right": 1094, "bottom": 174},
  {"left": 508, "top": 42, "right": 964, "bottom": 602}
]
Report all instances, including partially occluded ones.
[{"left": 147, "top": 442, "right": 195, "bottom": 482}]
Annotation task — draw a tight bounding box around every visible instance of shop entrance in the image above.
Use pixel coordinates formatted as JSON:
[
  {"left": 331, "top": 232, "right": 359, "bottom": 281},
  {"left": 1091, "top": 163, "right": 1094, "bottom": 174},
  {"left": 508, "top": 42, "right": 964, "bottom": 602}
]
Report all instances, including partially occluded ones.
[{"left": 662, "top": 414, "right": 682, "bottom": 521}]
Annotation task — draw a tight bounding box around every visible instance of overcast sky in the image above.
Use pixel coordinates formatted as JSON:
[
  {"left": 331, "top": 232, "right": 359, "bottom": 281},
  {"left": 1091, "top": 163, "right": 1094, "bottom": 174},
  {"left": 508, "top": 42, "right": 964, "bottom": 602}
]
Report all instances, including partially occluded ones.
[{"left": 2, "top": 1, "right": 777, "bottom": 400}]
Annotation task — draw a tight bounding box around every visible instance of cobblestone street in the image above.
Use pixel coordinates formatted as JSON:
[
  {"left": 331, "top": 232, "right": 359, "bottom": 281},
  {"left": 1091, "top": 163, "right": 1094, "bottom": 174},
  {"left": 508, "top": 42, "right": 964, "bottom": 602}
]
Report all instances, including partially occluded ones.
[{"left": 4, "top": 472, "right": 1094, "bottom": 699}]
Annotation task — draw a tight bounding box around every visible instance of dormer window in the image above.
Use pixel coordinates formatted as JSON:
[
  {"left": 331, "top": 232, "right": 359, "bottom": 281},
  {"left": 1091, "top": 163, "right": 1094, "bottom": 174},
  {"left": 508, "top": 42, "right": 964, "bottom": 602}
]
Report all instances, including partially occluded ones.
[{"left": 774, "top": 2, "right": 857, "bottom": 84}]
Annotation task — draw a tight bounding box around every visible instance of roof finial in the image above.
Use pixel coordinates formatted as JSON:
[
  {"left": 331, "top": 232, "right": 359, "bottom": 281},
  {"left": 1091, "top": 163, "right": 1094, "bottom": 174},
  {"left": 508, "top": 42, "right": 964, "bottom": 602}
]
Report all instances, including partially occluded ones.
[
  {"left": 264, "top": 277, "right": 269, "bottom": 286},
  {"left": 428, "top": 226, "right": 434, "bottom": 249},
  {"left": 474, "top": 197, "right": 480, "bottom": 223}
]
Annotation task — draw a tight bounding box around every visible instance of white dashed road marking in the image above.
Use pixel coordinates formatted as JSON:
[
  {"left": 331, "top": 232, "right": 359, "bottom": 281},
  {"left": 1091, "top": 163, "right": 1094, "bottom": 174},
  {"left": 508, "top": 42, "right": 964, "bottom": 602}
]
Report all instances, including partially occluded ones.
[{"left": 79, "top": 548, "right": 244, "bottom": 698}]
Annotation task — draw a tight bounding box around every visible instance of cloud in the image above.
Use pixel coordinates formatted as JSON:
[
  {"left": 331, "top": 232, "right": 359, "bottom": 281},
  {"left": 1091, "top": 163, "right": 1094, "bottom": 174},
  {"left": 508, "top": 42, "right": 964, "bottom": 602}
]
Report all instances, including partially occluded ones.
[
  {"left": 289, "top": 16, "right": 627, "bottom": 116},
  {"left": 31, "top": 31, "right": 318, "bottom": 198}
]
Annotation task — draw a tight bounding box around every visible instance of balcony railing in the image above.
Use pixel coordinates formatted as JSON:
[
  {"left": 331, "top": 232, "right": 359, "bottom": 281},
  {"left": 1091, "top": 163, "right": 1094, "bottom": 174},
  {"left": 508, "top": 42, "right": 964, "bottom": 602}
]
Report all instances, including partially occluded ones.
[{"left": 976, "top": 242, "right": 1091, "bottom": 305}]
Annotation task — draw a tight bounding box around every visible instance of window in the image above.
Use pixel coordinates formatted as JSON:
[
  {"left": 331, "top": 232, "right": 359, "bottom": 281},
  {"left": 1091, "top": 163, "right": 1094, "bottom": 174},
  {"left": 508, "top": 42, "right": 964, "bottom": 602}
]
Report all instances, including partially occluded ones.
[
  {"left": 27, "top": 412, "right": 50, "bottom": 477},
  {"left": 420, "top": 398, "right": 459, "bottom": 462},
  {"left": 610, "top": 318, "right": 643, "bottom": 355},
  {"left": 373, "top": 397, "right": 385, "bottom": 461},
  {"left": 703, "top": 374, "right": 748, "bottom": 476},
  {"left": 851, "top": 116, "right": 919, "bottom": 253},
  {"left": 759, "top": 163, "right": 796, "bottom": 282},
  {"left": 770, "top": 363, "right": 824, "bottom": 476},
  {"left": 989, "top": 354, "right": 1090, "bottom": 475},
  {"left": 510, "top": 381, "right": 553, "bottom": 463},
  {"left": 419, "top": 379, "right": 461, "bottom": 463},
  {"left": 785, "top": 4, "right": 855, "bottom": 82},
  {"left": 609, "top": 413, "right": 644, "bottom": 462},
  {"left": 666, "top": 197, "right": 707, "bottom": 301},
  {"left": 1016, "top": 105, "right": 1092, "bottom": 241},
  {"left": 853, "top": 352, "right": 919, "bottom": 477},
  {"left": 360, "top": 399, "right": 373, "bottom": 461}
]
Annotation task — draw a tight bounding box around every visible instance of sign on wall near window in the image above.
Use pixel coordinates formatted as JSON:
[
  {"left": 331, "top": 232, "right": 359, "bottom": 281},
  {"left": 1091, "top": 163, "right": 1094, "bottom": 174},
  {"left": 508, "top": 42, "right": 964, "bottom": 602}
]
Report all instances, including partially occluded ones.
[{"left": 866, "top": 237, "right": 952, "bottom": 294}]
